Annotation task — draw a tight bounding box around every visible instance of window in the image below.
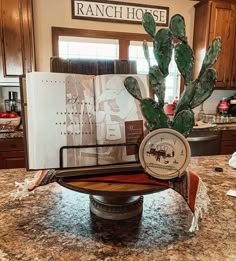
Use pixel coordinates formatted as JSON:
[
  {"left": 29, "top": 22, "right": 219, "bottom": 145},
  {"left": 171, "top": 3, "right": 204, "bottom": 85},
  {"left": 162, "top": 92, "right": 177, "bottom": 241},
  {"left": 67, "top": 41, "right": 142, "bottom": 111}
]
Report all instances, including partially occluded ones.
[
  {"left": 52, "top": 27, "right": 181, "bottom": 102},
  {"left": 129, "top": 41, "right": 180, "bottom": 102},
  {"left": 58, "top": 36, "right": 119, "bottom": 60}
]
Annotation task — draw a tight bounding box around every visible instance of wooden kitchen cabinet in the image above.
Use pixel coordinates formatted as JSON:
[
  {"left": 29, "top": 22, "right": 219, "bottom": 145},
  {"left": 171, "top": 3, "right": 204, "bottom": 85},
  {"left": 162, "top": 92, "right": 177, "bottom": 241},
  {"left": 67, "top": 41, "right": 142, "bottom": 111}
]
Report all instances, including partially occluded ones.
[
  {"left": 220, "top": 130, "right": 236, "bottom": 154},
  {"left": 193, "top": 0, "right": 236, "bottom": 89},
  {"left": 0, "top": 138, "right": 25, "bottom": 169},
  {"left": 231, "top": 26, "right": 236, "bottom": 87},
  {"left": 0, "top": 0, "right": 35, "bottom": 86}
]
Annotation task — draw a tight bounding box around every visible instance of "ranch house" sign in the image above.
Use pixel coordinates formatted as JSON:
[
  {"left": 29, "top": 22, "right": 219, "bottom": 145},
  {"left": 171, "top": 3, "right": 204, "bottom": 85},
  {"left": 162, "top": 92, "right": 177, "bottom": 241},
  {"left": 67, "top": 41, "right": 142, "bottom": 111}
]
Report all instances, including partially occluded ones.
[{"left": 72, "top": 0, "right": 169, "bottom": 26}]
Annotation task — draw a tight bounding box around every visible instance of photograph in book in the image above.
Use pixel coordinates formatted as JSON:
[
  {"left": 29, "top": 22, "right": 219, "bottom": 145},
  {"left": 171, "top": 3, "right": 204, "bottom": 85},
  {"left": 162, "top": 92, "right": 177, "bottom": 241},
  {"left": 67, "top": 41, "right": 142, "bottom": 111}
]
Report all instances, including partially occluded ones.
[
  {"left": 26, "top": 72, "right": 97, "bottom": 170},
  {"left": 94, "top": 74, "right": 150, "bottom": 165}
]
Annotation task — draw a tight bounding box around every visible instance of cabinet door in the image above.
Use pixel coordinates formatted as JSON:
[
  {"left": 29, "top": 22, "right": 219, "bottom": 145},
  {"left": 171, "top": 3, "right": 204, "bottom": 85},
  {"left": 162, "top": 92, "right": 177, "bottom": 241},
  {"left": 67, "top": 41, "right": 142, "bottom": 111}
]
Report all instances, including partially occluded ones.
[
  {"left": 0, "top": 0, "right": 35, "bottom": 86},
  {"left": 231, "top": 20, "right": 236, "bottom": 88},
  {"left": 220, "top": 130, "right": 236, "bottom": 154},
  {"left": 208, "top": 1, "right": 236, "bottom": 88},
  {"left": 220, "top": 141, "right": 236, "bottom": 155}
]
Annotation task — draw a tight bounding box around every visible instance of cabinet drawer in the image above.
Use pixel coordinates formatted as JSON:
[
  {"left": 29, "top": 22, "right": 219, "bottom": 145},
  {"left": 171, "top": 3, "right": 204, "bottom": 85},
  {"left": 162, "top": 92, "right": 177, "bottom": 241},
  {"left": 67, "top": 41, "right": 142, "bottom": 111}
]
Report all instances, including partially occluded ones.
[
  {"left": 0, "top": 138, "right": 24, "bottom": 151},
  {"left": 0, "top": 151, "right": 25, "bottom": 169},
  {"left": 221, "top": 130, "right": 236, "bottom": 141}
]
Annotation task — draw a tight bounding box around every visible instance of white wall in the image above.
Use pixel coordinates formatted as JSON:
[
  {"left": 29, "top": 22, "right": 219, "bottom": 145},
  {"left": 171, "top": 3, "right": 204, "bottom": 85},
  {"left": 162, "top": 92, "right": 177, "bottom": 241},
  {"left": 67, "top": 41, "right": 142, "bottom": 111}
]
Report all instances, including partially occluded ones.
[
  {"left": 193, "top": 89, "right": 236, "bottom": 116},
  {"left": 32, "top": 0, "right": 198, "bottom": 71}
]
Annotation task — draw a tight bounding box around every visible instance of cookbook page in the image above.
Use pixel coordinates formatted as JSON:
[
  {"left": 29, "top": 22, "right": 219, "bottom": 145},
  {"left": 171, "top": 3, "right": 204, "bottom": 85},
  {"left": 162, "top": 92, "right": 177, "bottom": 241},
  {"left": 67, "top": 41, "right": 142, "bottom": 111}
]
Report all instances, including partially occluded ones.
[
  {"left": 26, "top": 72, "right": 97, "bottom": 169},
  {"left": 94, "top": 74, "right": 150, "bottom": 165}
]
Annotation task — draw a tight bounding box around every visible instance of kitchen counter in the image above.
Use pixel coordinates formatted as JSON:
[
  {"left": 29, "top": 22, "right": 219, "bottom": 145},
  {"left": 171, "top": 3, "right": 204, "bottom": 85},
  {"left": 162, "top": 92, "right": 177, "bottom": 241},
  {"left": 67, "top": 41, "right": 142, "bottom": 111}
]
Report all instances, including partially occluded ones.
[
  {"left": 193, "top": 122, "right": 236, "bottom": 131},
  {"left": 0, "top": 130, "right": 23, "bottom": 139},
  {"left": 0, "top": 127, "right": 225, "bottom": 139},
  {"left": 213, "top": 123, "right": 236, "bottom": 130},
  {"left": 0, "top": 155, "right": 235, "bottom": 260},
  {"left": 1, "top": 123, "right": 236, "bottom": 140},
  {"left": 0, "top": 121, "right": 236, "bottom": 140}
]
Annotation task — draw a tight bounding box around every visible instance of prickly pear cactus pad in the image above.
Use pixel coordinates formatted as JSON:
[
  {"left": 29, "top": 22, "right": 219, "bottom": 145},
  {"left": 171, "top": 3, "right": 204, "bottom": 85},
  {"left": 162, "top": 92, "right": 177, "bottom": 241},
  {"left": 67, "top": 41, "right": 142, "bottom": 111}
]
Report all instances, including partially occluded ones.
[{"left": 124, "top": 13, "right": 222, "bottom": 138}]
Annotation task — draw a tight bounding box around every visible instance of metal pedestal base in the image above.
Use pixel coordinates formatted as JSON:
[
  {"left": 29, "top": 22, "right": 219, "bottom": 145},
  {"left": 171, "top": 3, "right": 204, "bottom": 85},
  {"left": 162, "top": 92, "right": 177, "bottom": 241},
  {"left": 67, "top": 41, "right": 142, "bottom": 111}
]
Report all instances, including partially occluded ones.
[{"left": 90, "top": 195, "right": 143, "bottom": 220}]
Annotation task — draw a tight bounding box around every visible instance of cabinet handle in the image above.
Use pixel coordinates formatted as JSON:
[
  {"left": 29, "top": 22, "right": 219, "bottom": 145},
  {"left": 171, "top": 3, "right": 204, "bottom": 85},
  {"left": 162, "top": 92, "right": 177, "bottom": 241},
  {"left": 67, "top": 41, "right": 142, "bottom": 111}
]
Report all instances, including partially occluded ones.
[
  {"left": 226, "top": 79, "right": 229, "bottom": 82},
  {"left": 10, "top": 144, "right": 17, "bottom": 148}
]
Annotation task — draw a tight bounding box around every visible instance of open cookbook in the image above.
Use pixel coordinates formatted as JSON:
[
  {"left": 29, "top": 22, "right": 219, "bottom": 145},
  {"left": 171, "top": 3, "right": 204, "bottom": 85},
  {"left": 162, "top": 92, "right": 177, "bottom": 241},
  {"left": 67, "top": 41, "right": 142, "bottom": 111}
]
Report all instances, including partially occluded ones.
[{"left": 21, "top": 72, "right": 151, "bottom": 170}]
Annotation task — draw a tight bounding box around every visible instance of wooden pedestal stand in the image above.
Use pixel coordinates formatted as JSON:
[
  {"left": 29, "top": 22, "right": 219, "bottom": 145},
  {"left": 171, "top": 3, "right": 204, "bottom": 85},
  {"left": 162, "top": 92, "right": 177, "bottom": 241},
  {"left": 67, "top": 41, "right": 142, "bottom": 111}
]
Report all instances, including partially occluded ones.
[{"left": 58, "top": 178, "right": 166, "bottom": 220}]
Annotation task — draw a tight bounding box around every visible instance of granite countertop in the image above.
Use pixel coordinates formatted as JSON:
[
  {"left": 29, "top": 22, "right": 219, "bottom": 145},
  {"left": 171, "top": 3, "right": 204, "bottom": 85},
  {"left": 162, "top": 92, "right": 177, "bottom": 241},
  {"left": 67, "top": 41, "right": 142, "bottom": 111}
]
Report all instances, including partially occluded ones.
[
  {"left": 0, "top": 155, "right": 236, "bottom": 260},
  {"left": 0, "top": 130, "right": 24, "bottom": 139},
  {"left": 193, "top": 122, "right": 236, "bottom": 131},
  {"left": 213, "top": 123, "right": 236, "bottom": 130}
]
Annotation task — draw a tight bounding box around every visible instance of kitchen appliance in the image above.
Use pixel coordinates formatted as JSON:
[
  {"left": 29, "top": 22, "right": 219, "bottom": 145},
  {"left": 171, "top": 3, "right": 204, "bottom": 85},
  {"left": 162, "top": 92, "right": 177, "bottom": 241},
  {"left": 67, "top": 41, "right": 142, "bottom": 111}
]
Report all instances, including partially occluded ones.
[
  {"left": 4, "top": 91, "right": 21, "bottom": 114},
  {"left": 227, "top": 95, "right": 236, "bottom": 116},
  {"left": 187, "top": 130, "right": 221, "bottom": 156},
  {"left": 163, "top": 97, "right": 178, "bottom": 116},
  {"left": 164, "top": 103, "right": 175, "bottom": 115},
  {"left": 217, "top": 98, "right": 229, "bottom": 115}
]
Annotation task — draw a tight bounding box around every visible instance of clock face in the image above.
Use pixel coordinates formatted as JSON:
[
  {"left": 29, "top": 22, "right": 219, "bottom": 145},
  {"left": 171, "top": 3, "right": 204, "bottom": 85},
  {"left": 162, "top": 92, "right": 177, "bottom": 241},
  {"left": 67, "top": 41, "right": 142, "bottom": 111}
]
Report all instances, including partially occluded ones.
[{"left": 139, "top": 128, "right": 191, "bottom": 180}]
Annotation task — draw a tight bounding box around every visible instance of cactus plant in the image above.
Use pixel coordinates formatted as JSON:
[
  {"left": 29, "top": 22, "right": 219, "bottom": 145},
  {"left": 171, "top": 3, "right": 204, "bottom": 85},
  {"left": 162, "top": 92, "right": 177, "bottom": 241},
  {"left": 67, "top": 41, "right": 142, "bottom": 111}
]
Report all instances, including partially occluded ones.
[{"left": 124, "top": 13, "right": 222, "bottom": 137}]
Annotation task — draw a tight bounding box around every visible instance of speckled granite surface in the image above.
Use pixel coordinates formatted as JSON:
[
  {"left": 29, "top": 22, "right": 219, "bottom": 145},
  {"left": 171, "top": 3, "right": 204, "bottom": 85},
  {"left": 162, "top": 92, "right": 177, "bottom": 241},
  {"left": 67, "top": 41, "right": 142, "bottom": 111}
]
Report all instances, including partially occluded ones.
[
  {"left": 193, "top": 123, "right": 236, "bottom": 131},
  {"left": 0, "top": 155, "right": 236, "bottom": 261},
  {"left": 0, "top": 130, "right": 23, "bottom": 139},
  {"left": 213, "top": 123, "right": 236, "bottom": 130}
]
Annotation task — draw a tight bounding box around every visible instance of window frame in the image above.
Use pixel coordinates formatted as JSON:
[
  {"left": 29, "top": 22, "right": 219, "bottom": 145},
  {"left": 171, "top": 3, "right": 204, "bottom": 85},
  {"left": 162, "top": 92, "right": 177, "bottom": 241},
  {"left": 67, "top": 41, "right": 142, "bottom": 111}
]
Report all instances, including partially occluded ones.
[
  {"left": 51, "top": 26, "right": 184, "bottom": 93},
  {"left": 52, "top": 27, "right": 153, "bottom": 59}
]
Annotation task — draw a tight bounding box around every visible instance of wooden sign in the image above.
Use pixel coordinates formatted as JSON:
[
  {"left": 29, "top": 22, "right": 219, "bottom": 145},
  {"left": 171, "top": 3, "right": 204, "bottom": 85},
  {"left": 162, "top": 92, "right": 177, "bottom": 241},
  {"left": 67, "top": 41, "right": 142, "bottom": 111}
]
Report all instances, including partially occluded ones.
[{"left": 72, "top": 0, "right": 169, "bottom": 26}]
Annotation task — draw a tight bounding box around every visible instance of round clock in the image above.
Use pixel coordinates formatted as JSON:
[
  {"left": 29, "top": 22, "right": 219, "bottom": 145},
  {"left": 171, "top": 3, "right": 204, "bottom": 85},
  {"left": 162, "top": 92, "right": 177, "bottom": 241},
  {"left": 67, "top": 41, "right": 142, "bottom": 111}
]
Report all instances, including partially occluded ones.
[{"left": 139, "top": 128, "right": 191, "bottom": 180}]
